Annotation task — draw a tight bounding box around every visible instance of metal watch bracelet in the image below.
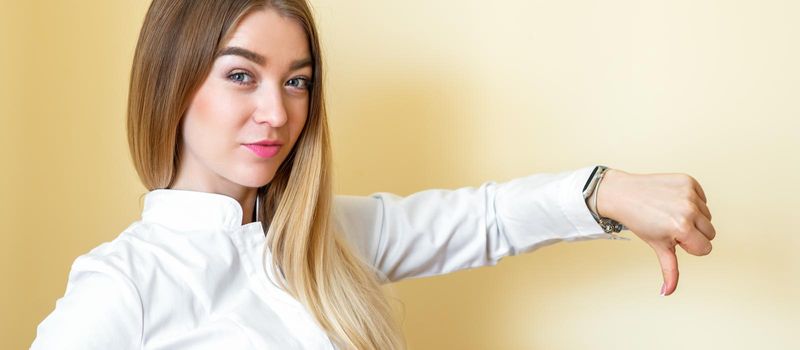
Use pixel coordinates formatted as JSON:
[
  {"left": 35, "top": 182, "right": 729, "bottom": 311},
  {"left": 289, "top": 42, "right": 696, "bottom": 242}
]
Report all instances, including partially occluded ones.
[{"left": 583, "top": 165, "right": 628, "bottom": 234}]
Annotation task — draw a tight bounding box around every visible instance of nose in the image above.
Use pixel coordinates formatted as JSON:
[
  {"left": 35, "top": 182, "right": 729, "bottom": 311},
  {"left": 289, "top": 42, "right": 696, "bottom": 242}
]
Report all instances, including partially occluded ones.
[{"left": 252, "top": 87, "right": 288, "bottom": 127}]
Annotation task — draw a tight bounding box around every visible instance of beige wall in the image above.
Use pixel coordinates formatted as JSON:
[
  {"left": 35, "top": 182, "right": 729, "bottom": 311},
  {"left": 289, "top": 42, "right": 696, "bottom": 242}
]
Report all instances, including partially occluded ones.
[{"left": 3, "top": 1, "right": 798, "bottom": 349}]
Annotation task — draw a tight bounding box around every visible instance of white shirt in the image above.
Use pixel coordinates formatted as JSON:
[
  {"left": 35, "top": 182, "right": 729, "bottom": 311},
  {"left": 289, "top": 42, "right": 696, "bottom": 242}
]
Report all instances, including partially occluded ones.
[{"left": 31, "top": 165, "right": 620, "bottom": 349}]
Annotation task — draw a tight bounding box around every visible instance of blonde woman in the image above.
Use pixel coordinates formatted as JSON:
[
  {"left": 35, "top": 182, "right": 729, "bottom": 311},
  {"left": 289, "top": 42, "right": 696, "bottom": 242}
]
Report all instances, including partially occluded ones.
[{"left": 31, "top": 1, "right": 716, "bottom": 349}]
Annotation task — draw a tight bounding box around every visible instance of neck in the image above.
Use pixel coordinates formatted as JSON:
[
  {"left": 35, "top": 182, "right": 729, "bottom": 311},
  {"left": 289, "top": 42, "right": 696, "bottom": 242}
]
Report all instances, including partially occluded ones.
[{"left": 169, "top": 176, "right": 259, "bottom": 225}]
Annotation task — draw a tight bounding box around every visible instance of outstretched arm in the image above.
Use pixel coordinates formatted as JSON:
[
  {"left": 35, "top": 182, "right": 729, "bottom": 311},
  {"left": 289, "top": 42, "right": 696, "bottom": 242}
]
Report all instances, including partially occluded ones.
[
  {"left": 333, "top": 165, "right": 618, "bottom": 284},
  {"left": 334, "top": 165, "right": 716, "bottom": 294}
]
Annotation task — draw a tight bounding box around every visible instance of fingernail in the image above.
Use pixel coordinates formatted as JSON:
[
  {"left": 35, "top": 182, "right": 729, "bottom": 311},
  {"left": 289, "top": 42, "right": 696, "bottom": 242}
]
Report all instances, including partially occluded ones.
[{"left": 660, "top": 283, "right": 666, "bottom": 296}]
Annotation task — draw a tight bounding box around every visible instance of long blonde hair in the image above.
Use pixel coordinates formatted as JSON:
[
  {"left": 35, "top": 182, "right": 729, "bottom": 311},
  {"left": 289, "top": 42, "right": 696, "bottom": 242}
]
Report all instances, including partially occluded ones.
[{"left": 126, "top": 1, "right": 405, "bottom": 348}]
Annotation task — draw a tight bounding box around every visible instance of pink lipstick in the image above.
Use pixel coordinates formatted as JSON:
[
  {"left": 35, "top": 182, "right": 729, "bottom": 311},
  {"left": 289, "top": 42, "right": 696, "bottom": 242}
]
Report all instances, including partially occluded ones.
[{"left": 244, "top": 140, "right": 282, "bottom": 158}]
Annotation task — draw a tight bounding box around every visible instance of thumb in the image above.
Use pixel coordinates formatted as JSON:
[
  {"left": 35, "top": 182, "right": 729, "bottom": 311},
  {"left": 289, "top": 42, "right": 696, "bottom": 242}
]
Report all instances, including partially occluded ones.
[{"left": 655, "top": 245, "right": 679, "bottom": 296}]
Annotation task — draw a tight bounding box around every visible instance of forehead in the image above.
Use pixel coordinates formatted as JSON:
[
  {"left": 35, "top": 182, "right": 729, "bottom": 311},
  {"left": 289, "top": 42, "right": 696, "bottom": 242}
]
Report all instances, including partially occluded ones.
[{"left": 222, "top": 8, "right": 310, "bottom": 63}]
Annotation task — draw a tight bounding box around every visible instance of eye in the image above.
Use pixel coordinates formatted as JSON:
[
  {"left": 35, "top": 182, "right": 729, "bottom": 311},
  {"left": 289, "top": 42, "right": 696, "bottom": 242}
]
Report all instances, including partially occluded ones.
[
  {"left": 286, "top": 77, "right": 312, "bottom": 91},
  {"left": 227, "top": 71, "right": 254, "bottom": 86}
]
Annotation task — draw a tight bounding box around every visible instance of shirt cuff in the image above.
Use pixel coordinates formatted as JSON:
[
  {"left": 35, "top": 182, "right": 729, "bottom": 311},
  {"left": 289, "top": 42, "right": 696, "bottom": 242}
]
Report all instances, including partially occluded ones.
[{"left": 558, "top": 165, "right": 630, "bottom": 241}]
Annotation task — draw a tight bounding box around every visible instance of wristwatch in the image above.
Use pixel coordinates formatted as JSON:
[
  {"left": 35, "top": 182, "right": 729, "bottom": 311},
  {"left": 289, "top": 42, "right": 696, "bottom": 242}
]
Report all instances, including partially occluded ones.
[{"left": 582, "top": 165, "right": 628, "bottom": 234}]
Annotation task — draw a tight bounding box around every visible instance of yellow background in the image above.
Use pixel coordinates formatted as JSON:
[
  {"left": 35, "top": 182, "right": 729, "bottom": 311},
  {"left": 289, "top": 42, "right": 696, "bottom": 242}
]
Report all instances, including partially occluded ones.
[{"left": 2, "top": 1, "right": 798, "bottom": 349}]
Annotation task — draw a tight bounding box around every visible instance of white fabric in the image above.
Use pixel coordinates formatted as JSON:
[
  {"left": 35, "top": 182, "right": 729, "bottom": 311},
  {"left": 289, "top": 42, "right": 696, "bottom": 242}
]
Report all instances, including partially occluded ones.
[{"left": 31, "top": 165, "right": 618, "bottom": 349}]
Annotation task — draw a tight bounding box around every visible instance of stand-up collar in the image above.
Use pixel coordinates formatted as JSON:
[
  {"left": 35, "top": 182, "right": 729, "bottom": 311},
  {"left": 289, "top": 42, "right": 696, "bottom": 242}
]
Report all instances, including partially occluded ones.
[{"left": 141, "top": 189, "right": 249, "bottom": 231}]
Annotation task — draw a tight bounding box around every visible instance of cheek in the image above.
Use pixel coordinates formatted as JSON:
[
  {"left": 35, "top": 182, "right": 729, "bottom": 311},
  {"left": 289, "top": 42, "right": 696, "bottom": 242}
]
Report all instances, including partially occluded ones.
[
  {"left": 183, "top": 86, "right": 250, "bottom": 148},
  {"left": 286, "top": 99, "right": 309, "bottom": 143}
]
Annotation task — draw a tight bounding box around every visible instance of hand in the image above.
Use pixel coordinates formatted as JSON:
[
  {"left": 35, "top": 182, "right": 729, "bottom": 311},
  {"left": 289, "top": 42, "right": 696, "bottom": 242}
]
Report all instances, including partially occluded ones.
[{"left": 597, "top": 169, "right": 716, "bottom": 296}]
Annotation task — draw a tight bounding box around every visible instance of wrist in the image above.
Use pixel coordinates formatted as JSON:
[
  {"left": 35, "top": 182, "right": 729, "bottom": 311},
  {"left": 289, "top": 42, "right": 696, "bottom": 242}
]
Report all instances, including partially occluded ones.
[{"left": 596, "top": 168, "right": 626, "bottom": 221}]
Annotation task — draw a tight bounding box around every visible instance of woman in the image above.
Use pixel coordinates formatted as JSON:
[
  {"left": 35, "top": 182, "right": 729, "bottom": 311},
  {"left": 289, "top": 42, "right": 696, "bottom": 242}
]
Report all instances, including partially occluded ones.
[{"left": 31, "top": 0, "right": 715, "bottom": 349}]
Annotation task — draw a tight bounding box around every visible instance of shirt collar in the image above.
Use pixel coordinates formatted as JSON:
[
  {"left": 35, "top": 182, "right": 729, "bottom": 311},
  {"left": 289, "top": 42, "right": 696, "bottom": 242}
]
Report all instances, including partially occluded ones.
[{"left": 141, "top": 189, "right": 250, "bottom": 231}]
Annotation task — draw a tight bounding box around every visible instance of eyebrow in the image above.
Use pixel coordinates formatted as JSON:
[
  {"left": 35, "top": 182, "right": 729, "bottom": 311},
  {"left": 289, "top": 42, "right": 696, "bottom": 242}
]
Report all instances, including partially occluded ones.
[{"left": 216, "top": 46, "right": 312, "bottom": 70}]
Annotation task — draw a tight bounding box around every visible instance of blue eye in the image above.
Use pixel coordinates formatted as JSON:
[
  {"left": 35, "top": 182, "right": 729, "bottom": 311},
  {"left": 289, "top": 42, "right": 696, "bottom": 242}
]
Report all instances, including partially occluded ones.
[
  {"left": 286, "top": 77, "right": 312, "bottom": 90},
  {"left": 228, "top": 71, "right": 253, "bottom": 85}
]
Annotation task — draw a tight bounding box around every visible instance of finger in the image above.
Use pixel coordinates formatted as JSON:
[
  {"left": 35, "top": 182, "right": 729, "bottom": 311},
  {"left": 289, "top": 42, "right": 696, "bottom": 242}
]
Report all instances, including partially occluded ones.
[
  {"left": 692, "top": 198, "right": 712, "bottom": 221},
  {"left": 691, "top": 177, "right": 707, "bottom": 204},
  {"left": 677, "top": 226, "right": 713, "bottom": 256},
  {"left": 655, "top": 245, "right": 679, "bottom": 296},
  {"left": 695, "top": 214, "right": 716, "bottom": 241}
]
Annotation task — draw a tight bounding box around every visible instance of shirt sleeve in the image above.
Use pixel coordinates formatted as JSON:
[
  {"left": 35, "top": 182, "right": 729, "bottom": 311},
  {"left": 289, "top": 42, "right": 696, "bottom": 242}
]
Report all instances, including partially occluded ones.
[
  {"left": 332, "top": 165, "right": 624, "bottom": 284},
  {"left": 30, "top": 257, "right": 144, "bottom": 350}
]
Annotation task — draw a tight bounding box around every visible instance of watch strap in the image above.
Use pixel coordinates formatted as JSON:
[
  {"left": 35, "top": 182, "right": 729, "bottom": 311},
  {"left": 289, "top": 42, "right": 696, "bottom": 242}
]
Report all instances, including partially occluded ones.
[{"left": 583, "top": 165, "right": 628, "bottom": 234}]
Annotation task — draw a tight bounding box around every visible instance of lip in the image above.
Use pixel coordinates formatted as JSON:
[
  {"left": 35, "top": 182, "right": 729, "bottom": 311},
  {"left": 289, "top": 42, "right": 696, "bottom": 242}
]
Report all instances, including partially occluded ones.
[
  {"left": 243, "top": 140, "right": 283, "bottom": 158},
  {"left": 247, "top": 139, "right": 283, "bottom": 146}
]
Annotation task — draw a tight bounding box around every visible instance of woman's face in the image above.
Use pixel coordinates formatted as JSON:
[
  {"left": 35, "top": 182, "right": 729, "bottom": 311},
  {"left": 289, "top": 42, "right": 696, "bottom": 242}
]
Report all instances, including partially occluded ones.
[{"left": 176, "top": 8, "right": 312, "bottom": 192}]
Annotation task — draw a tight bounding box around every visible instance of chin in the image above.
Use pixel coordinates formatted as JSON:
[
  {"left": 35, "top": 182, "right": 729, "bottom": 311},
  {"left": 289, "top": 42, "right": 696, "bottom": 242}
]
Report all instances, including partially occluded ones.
[
  {"left": 236, "top": 175, "right": 275, "bottom": 188},
  {"left": 227, "top": 160, "right": 283, "bottom": 188},
  {"left": 227, "top": 168, "right": 276, "bottom": 188}
]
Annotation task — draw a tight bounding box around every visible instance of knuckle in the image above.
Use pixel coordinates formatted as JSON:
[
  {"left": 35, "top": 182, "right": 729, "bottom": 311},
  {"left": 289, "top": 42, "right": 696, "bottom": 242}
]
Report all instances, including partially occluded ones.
[
  {"left": 672, "top": 176, "right": 696, "bottom": 197},
  {"left": 676, "top": 216, "right": 694, "bottom": 234},
  {"left": 687, "top": 174, "right": 699, "bottom": 187},
  {"left": 679, "top": 226, "right": 694, "bottom": 239},
  {"left": 681, "top": 200, "right": 698, "bottom": 216},
  {"left": 675, "top": 173, "right": 693, "bottom": 186},
  {"left": 683, "top": 187, "right": 696, "bottom": 200}
]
